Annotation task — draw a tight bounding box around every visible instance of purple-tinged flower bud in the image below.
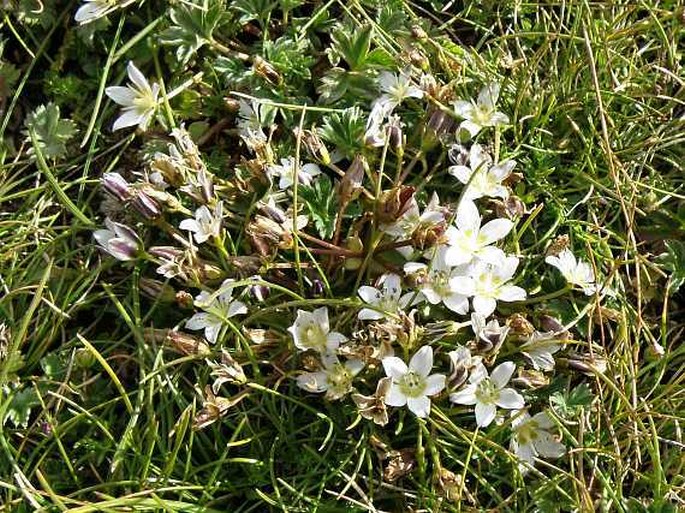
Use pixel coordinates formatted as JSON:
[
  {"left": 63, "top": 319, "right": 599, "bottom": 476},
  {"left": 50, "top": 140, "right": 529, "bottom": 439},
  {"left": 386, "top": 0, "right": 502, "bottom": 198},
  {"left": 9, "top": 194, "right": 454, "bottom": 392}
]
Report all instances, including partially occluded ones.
[
  {"left": 311, "top": 279, "right": 324, "bottom": 298},
  {"left": 101, "top": 172, "right": 133, "bottom": 202},
  {"left": 93, "top": 218, "right": 143, "bottom": 261},
  {"left": 248, "top": 276, "right": 270, "bottom": 302},
  {"left": 132, "top": 191, "right": 161, "bottom": 219},
  {"left": 387, "top": 115, "right": 404, "bottom": 151},
  {"left": 338, "top": 156, "right": 366, "bottom": 205},
  {"left": 139, "top": 278, "right": 176, "bottom": 302}
]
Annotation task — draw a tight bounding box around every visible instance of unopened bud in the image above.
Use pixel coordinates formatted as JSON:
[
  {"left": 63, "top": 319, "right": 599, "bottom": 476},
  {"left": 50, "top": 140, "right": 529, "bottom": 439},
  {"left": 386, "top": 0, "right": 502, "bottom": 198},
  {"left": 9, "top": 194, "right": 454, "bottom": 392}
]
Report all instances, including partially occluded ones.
[
  {"left": 102, "top": 172, "right": 133, "bottom": 202},
  {"left": 387, "top": 115, "right": 404, "bottom": 151},
  {"left": 377, "top": 186, "right": 415, "bottom": 225},
  {"left": 167, "top": 330, "right": 211, "bottom": 356},
  {"left": 132, "top": 191, "right": 161, "bottom": 219},
  {"left": 295, "top": 127, "right": 331, "bottom": 165},
  {"left": 139, "top": 278, "right": 176, "bottom": 302},
  {"left": 253, "top": 55, "right": 281, "bottom": 85},
  {"left": 338, "top": 156, "right": 366, "bottom": 205}
]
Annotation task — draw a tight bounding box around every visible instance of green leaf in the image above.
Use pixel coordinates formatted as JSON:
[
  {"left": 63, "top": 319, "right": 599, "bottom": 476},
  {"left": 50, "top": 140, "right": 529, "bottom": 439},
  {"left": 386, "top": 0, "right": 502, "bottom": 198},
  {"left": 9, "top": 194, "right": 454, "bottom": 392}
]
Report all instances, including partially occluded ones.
[
  {"left": 4, "top": 386, "right": 40, "bottom": 429},
  {"left": 330, "top": 24, "right": 372, "bottom": 71},
  {"left": 23, "top": 103, "right": 77, "bottom": 160},
  {"left": 550, "top": 383, "right": 593, "bottom": 419},
  {"left": 299, "top": 175, "right": 337, "bottom": 239},
  {"left": 656, "top": 240, "right": 685, "bottom": 295},
  {"left": 160, "top": 0, "right": 229, "bottom": 66},
  {"left": 319, "top": 107, "right": 366, "bottom": 158}
]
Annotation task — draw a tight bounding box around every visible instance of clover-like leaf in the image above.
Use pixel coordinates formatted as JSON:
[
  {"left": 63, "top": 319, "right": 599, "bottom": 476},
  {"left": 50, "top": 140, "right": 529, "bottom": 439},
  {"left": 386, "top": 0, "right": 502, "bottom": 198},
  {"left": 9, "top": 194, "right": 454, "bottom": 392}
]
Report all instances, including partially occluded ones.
[
  {"left": 23, "top": 103, "right": 77, "bottom": 160},
  {"left": 160, "top": 0, "right": 229, "bottom": 66},
  {"left": 299, "top": 175, "right": 337, "bottom": 239},
  {"left": 656, "top": 239, "right": 685, "bottom": 295}
]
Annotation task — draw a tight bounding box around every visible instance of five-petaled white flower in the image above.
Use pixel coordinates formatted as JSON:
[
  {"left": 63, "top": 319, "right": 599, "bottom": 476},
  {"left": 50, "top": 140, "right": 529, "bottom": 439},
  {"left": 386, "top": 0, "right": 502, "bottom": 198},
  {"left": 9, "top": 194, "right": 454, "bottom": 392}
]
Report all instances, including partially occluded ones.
[
  {"left": 288, "top": 307, "right": 346, "bottom": 354},
  {"left": 545, "top": 249, "right": 596, "bottom": 296},
  {"left": 376, "top": 69, "right": 424, "bottom": 109},
  {"left": 453, "top": 82, "right": 509, "bottom": 138},
  {"left": 357, "top": 273, "right": 412, "bottom": 320},
  {"left": 382, "top": 346, "right": 446, "bottom": 418},
  {"left": 179, "top": 202, "right": 223, "bottom": 244},
  {"left": 449, "top": 144, "right": 515, "bottom": 200},
  {"left": 404, "top": 249, "right": 471, "bottom": 314},
  {"left": 449, "top": 361, "right": 524, "bottom": 427},
  {"left": 186, "top": 280, "right": 248, "bottom": 344},
  {"left": 297, "top": 355, "right": 364, "bottom": 400},
  {"left": 444, "top": 199, "right": 513, "bottom": 266},
  {"left": 510, "top": 410, "right": 565, "bottom": 473},
  {"left": 268, "top": 157, "right": 321, "bottom": 190},
  {"left": 94, "top": 218, "right": 143, "bottom": 261},
  {"left": 105, "top": 61, "right": 160, "bottom": 131},
  {"left": 364, "top": 100, "right": 396, "bottom": 147},
  {"left": 451, "top": 256, "right": 527, "bottom": 317}
]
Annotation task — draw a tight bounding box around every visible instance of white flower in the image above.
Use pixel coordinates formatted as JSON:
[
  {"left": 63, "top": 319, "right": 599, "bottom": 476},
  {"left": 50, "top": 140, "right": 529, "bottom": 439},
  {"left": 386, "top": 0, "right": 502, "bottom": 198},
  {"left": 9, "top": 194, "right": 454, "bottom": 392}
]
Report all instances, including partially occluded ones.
[
  {"left": 448, "top": 144, "right": 514, "bottom": 200},
  {"left": 288, "top": 307, "right": 346, "bottom": 354},
  {"left": 376, "top": 69, "right": 424, "bottom": 109},
  {"left": 444, "top": 199, "right": 513, "bottom": 266},
  {"left": 510, "top": 410, "right": 565, "bottom": 473},
  {"left": 449, "top": 361, "right": 524, "bottom": 427},
  {"left": 450, "top": 256, "right": 527, "bottom": 317},
  {"left": 186, "top": 280, "right": 248, "bottom": 344},
  {"left": 382, "top": 346, "right": 446, "bottom": 418},
  {"left": 268, "top": 157, "right": 321, "bottom": 190},
  {"left": 297, "top": 355, "right": 364, "bottom": 400},
  {"left": 75, "top": 0, "right": 115, "bottom": 24},
  {"left": 75, "top": 0, "right": 133, "bottom": 24},
  {"left": 237, "top": 99, "right": 269, "bottom": 150},
  {"left": 105, "top": 61, "right": 160, "bottom": 131},
  {"left": 471, "top": 312, "right": 510, "bottom": 350},
  {"left": 93, "top": 218, "right": 142, "bottom": 261},
  {"left": 521, "top": 331, "right": 562, "bottom": 371},
  {"left": 357, "top": 274, "right": 412, "bottom": 320},
  {"left": 545, "top": 249, "right": 596, "bottom": 296},
  {"left": 179, "top": 202, "right": 223, "bottom": 244},
  {"left": 404, "top": 248, "right": 470, "bottom": 314},
  {"left": 381, "top": 192, "right": 445, "bottom": 240},
  {"left": 364, "top": 100, "right": 395, "bottom": 147},
  {"left": 453, "top": 82, "right": 509, "bottom": 138}
]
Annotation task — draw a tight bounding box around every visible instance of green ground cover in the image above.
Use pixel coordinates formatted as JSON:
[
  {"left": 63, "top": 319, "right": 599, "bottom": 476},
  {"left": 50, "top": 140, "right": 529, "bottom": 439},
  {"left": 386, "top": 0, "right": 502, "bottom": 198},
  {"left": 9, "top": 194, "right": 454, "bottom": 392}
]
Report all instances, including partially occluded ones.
[{"left": 0, "top": 1, "right": 684, "bottom": 511}]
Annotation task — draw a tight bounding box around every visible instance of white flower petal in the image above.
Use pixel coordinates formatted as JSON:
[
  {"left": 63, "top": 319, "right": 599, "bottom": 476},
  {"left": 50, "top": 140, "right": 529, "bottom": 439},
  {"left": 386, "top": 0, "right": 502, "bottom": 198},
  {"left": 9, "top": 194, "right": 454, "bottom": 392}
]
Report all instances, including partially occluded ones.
[
  {"left": 407, "top": 396, "right": 431, "bottom": 418},
  {"left": 443, "top": 293, "right": 469, "bottom": 314},
  {"left": 357, "top": 308, "right": 383, "bottom": 320},
  {"left": 453, "top": 100, "right": 475, "bottom": 119},
  {"left": 112, "top": 109, "right": 144, "bottom": 131},
  {"left": 385, "top": 383, "right": 408, "bottom": 406},
  {"left": 185, "top": 312, "right": 210, "bottom": 330},
  {"left": 424, "top": 374, "right": 446, "bottom": 396},
  {"left": 472, "top": 295, "right": 497, "bottom": 317},
  {"left": 358, "top": 286, "right": 381, "bottom": 304},
  {"left": 449, "top": 384, "right": 478, "bottom": 405},
  {"left": 297, "top": 371, "right": 329, "bottom": 393},
  {"left": 226, "top": 300, "right": 247, "bottom": 318},
  {"left": 127, "top": 61, "right": 150, "bottom": 93},
  {"left": 409, "top": 346, "right": 433, "bottom": 378},
  {"left": 456, "top": 199, "right": 481, "bottom": 232},
  {"left": 382, "top": 357, "right": 408, "bottom": 380},
  {"left": 475, "top": 402, "right": 497, "bottom": 427},
  {"left": 448, "top": 165, "right": 472, "bottom": 184},
  {"left": 478, "top": 82, "right": 500, "bottom": 111},
  {"left": 495, "top": 388, "right": 525, "bottom": 410},
  {"left": 105, "top": 86, "right": 136, "bottom": 106},
  {"left": 496, "top": 285, "right": 526, "bottom": 302},
  {"left": 479, "top": 219, "right": 513, "bottom": 245},
  {"left": 534, "top": 432, "right": 566, "bottom": 458},
  {"left": 491, "top": 361, "right": 516, "bottom": 389}
]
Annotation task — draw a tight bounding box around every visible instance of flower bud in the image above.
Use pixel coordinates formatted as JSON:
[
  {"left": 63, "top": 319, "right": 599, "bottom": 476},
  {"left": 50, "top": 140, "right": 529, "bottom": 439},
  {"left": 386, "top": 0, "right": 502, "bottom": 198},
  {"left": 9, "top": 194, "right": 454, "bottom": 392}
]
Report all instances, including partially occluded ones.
[
  {"left": 101, "top": 172, "right": 133, "bottom": 202},
  {"left": 253, "top": 55, "right": 281, "bottom": 85},
  {"left": 337, "top": 155, "right": 366, "bottom": 205},
  {"left": 139, "top": 278, "right": 176, "bottom": 302},
  {"left": 132, "top": 191, "right": 161, "bottom": 219},
  {"left": 166, "top": 330, "right": 211, "bottom": 356},
  {"left": 175, "top": 291, "right": 195, "bottom": 309},
  {"left": 387, "top": 115, "right": 403, "bottom": 152},
  {"left": 295, "top": 127, "right": 331, "bottom": 165},
  {"left": 93, "top": 218, "right": 143, "bottom": 261},
  {"left": 411, "top": 25, "right": 428, "bottom": 41}
]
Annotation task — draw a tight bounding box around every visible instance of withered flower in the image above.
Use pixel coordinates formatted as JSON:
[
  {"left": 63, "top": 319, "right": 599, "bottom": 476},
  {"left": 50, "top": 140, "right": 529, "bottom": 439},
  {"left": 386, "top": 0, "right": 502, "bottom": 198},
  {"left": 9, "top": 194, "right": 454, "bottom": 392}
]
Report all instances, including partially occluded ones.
[
  {"left": 208, "top": 349, "right": 247, "bottom": 393},
  {"left": 193, "top": 386, "right": 248, "bottom": 430},
  {"left": 352, "top": 377, "right": 391, "bottom": 426}
]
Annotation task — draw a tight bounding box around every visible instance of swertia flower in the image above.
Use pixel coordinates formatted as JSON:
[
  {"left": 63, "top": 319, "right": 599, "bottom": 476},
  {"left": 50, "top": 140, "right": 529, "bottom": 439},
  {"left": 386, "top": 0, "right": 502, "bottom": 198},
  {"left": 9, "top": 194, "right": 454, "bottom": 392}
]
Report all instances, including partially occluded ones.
[
  {"left": 297, "top": 355, "right": 364, "bottom": 400},
  {"left": 105, "top": 61, "right": 160, "bottom": 131},
  {"left": 382, "top": 346, "right": 446, "bottom": 418},
  {"left": 453, "top": 82, "right": 509, "bottom": 139},
  {"left": 510, "top": 410, "right": 565, "bottom": 473},
  {"left": 186, "top": 280, "right": 248, "bottom": 344},
  {"left": 288, "top": 307, "right": 347, "bottom": 354},
  {"left": 450, "top": 361, "right": 524, "bottom": 427},
  {"left": 545, "top": 248, "right": 596, "bottom": 296}
]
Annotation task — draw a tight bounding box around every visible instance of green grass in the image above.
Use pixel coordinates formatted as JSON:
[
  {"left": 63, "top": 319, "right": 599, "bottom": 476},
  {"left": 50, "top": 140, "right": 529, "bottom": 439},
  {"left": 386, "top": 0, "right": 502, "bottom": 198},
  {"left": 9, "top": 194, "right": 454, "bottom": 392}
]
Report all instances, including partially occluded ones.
[{"left": 1, "top": 1, "right": 684, "bottom": 511}]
